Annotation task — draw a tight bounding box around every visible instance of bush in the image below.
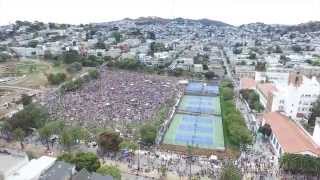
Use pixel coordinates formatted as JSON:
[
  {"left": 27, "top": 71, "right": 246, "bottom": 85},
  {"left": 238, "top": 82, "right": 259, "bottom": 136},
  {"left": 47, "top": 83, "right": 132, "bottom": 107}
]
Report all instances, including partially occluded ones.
[
  {"left": 97, "top": 165, "right": 121, "bottom": 180},
  {"left": 66, "top": 62, "right": 82, "bottom": 73},
  {"left": 61, "top": 78, "right": 84, "bottom": 92},
  {"left": 47, "top": 73, "right": 67, "bottom": 85},
  {"left": 88, "top": 69, "right": 99, "bottom": 79}
]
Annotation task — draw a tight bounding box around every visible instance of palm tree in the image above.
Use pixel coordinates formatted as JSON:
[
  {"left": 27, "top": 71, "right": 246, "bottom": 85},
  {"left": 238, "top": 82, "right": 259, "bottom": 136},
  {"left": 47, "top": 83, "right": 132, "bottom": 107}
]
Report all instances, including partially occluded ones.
[{"left": 13, "top": 128, "right": 25, "bottom": 150}]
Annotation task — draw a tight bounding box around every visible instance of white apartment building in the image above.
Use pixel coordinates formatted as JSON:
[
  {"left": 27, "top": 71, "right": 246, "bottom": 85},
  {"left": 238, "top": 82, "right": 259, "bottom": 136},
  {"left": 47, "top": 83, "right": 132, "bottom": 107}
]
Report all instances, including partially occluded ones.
[{"left": 264, "top": 73, "right": 320, "bottom": 120}]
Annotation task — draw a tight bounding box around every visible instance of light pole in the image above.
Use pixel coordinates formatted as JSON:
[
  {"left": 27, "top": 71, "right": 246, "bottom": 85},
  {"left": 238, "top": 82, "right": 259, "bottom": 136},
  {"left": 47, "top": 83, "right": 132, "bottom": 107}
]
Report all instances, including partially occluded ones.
[{"left": 137, "top": 139, "right": 141, "bottom": 176}]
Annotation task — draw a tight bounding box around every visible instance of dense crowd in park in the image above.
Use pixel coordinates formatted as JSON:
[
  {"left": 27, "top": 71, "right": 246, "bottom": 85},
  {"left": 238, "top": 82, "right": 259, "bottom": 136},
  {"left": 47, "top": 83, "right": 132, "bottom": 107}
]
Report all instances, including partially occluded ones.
[{"left": 40, "top": 68, "right": 182, "bottom": 128}]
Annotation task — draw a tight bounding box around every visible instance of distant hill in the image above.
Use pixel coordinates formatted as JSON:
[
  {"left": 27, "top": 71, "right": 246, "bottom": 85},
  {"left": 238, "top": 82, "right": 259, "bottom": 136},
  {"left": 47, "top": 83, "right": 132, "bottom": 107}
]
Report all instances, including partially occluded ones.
[
  {"left": 286, "top": 21, "right": 320, "bottom": 33},
  {"left": 131, "top": 17, "right": 233, "bottom": 27}
]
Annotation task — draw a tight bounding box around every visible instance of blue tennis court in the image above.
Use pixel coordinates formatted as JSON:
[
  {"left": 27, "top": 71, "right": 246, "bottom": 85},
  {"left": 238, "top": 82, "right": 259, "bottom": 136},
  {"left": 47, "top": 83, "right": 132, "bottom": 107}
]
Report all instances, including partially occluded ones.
[
  {"left": 185, "top": 82, "right": 219, "bottom": 96},
  {"left": 178, "top": 95, "right": 221, "bottom": 115},
  {"left": 163, "top": 114, "right": 225, "bottom": 150},
  {"left": 186, "top": 82, "right": 203, "bottom": 94}
]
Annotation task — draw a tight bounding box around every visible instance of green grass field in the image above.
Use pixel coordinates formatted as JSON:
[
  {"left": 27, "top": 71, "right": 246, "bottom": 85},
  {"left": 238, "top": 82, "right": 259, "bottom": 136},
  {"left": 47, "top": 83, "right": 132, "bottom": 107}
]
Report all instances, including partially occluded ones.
[{"left": 163, "top": 114, "right": 225, "bottom": 150}]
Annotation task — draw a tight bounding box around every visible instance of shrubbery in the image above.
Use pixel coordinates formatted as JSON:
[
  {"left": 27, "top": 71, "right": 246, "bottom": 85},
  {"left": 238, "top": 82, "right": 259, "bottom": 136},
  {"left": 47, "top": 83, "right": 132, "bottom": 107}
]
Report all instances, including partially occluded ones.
[
  {"left": 240, "top": 89, "right": 264, "bottom": 112},
  {"left": 220, "top": 80, "right": 252, "bottom": 147},
  {"left": 47, "top": 73, "right": 67, "bottom": 85}
]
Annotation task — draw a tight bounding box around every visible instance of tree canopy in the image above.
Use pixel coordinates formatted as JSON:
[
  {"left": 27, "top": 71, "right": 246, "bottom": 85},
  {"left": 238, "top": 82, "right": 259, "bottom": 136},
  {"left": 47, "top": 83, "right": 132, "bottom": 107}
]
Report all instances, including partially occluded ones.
[
  {"left": 9, "top": 103, "right": 48, "bottom": 131},
  {"left": 140, "top": 123, "right": 157, "bottom": 145},
  {"left": 280, "top": 153, "right": 320, "bottom": 176},
  {"left": 97, "top": 131, "right": 123, "bottom": 153},
  {"left": 58, "top": 152, "right": 100, "bottom": 172},
  {"left": 220, "top": 163, "right": 242, "bottom": 180}
]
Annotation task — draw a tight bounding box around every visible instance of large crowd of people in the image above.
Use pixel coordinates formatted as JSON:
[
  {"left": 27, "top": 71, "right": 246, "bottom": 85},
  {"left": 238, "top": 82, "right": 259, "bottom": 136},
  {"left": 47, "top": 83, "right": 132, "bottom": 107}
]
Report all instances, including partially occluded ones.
[{"left": 40, "top": 68, "right": 182, "bottom": 129}]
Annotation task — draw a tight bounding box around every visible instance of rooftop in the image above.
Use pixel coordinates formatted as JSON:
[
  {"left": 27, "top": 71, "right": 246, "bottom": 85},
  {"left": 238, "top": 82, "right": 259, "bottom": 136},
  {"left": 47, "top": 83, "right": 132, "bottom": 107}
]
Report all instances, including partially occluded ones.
[
  {"left": 257, "top": 83, "right": 278, "bottom": 98},
  {"left": 263, "top": 112, "right": 320, "bottom": 156},
  {"left": 39, "top": 161, "right": 75, "bottom": 180},
  {"left": 240, "top": 78, "right": 256, "bottom": 90}
]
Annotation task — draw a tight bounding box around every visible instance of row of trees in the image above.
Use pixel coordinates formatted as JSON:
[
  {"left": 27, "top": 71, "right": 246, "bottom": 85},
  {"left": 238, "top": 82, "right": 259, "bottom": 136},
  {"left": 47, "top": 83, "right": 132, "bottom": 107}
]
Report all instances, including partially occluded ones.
[
  {"left": 280, "top": 153, "right": 320, "bottom": 176},
  {"left": 220, "top": 80, "right": 253, "bottom": 148}
]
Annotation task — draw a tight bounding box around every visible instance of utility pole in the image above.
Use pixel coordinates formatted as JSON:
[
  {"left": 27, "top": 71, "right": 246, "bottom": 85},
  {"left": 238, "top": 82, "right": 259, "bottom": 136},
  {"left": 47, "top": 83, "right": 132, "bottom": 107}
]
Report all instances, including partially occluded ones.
[{"left": 137, "top": 139, "right": 141, "bottom": 176}]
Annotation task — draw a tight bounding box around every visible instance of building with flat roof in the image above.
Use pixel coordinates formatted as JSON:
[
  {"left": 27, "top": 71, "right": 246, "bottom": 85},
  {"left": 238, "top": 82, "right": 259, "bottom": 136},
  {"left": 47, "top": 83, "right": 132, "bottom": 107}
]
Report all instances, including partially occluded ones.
[
  {"left": 239, "top": 78, "right": 256, "bottom": 90},
  {"left": 7, "top": 156, "right": 56, "bottom": 180},
  {"left": 262, "top": 112, "right": 320, "bottom": 157},
  {"left": 0, "top": 149, "right": 29, "bottom": 180}
]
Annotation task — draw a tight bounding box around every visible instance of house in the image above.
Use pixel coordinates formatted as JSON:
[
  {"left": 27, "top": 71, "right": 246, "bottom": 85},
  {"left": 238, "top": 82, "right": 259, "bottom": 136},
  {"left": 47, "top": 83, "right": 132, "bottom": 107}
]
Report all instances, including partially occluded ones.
[
  {"left": 193, "top": 64, "right": 203, "bottom": 73},
  {"left": 234, "top": 65, "right": 255, "bottom": 79},
  {"left": 39, "top": 161, "right": 75, "bottom": 180},
  {"left": 262, "top": 112, "right": 320, "bottom": 157},
  {"left": 256, "top": 83, "right": 278, "bottom": 108}
]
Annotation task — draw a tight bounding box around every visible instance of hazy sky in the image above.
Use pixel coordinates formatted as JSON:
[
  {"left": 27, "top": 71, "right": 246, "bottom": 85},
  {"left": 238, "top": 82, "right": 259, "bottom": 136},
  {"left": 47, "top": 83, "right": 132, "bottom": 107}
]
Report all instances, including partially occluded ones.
[{"left": 0, "top": 0, "right": 319, "bottom": 25}]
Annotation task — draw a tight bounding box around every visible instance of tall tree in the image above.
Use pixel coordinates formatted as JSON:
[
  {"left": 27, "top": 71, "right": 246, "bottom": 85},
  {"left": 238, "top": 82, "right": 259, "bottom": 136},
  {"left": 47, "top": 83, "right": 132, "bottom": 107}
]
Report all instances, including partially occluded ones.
[
  {"left": 60, "top": 130, "right": 72, "bottom": 151},
  {"left": 73, "top": 152, "right": 101, "bottom": 172},
  {"left": 97, "top": 131, "right": 122, "bottom": 153},
  {"left": 0, "top": 120, "right": 12, "bottom": 141},
  {"left": 39, "top": 126, "right": 52, "bottom": 150},
  {"left": 13, "top": 128, "right": 25, "bottom": 150},
  {"left": 140, "top": 124, "right": 157, "bottom": 145}
]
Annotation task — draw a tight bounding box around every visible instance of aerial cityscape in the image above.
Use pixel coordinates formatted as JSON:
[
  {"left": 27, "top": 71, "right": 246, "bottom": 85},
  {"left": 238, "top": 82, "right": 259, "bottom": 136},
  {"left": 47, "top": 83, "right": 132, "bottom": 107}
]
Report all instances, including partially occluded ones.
[{"left": 1, "top": 1, "right": 320, "bottom": 180}]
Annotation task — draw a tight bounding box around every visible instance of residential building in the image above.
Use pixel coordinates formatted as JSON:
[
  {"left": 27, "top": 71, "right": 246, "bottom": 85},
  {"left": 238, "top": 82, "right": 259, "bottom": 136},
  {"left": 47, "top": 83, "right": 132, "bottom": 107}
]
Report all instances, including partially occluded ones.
[
  {"left": 313, "top": 117, "right": 320, "bottom": 147},
  {"left": 234, "top": 65, "right": 255, "bottom": 79},
  {"left": 268, "top": 73, "right": 320, "bottom": 119},
  {"left": 39, "top": 161, "right": 75, "bottom": 180},
  {"left": 262, "top": 112, "right": 320, "bottom": 157}
]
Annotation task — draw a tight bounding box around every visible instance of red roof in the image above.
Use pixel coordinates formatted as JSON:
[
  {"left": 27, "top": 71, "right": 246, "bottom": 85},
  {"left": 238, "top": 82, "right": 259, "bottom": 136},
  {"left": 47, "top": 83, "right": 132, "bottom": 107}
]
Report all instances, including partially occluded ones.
[
  {"left": 263, "top": 112, "right": 320, "bottom": 156},
  {"left": 240, "top": 78, "right": 256, "bottom": 90}
]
